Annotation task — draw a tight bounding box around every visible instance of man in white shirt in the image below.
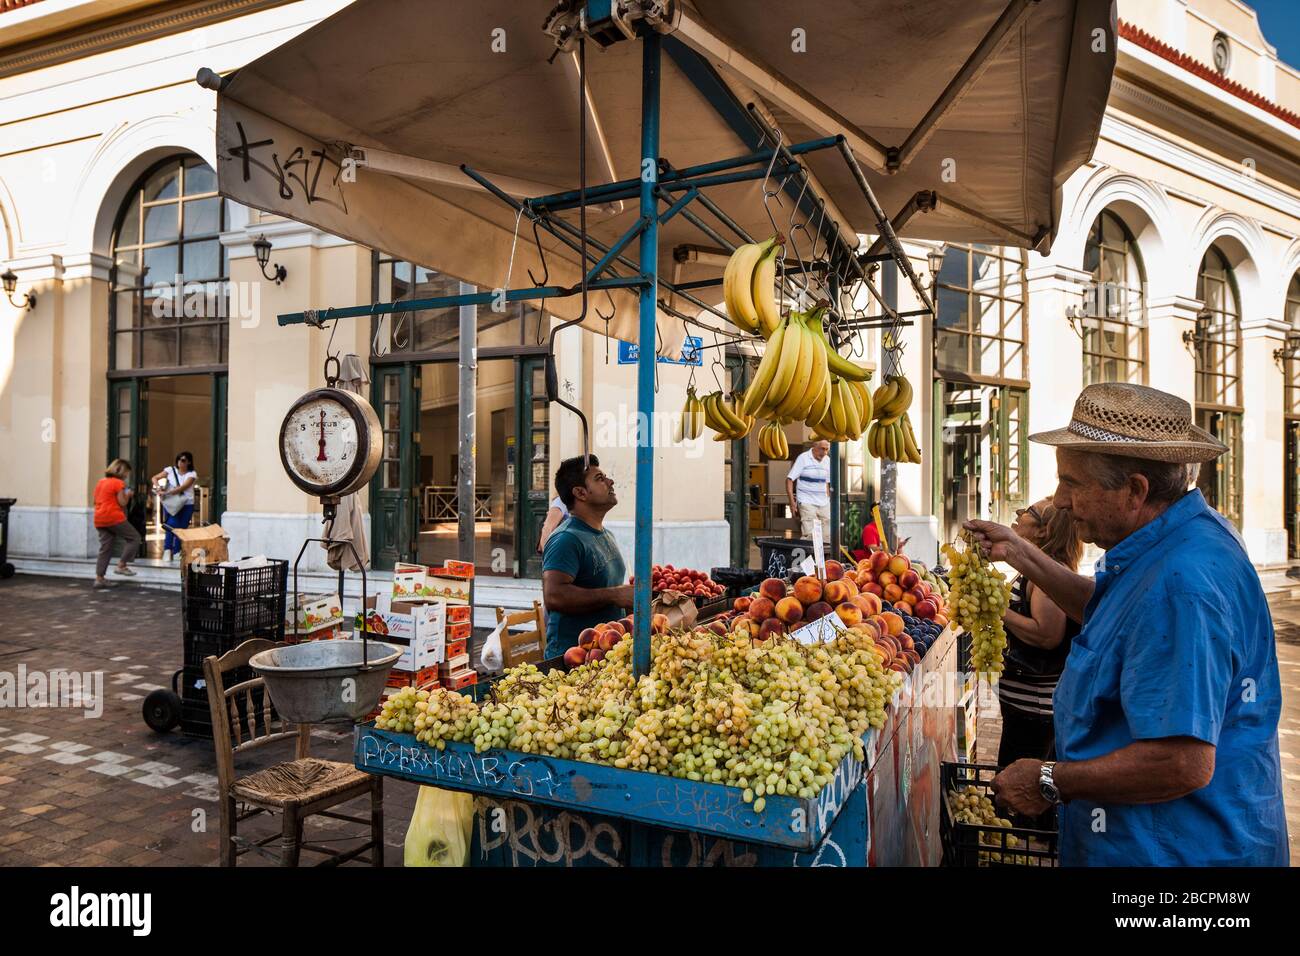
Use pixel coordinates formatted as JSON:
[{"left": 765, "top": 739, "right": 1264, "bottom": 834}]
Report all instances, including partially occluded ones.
[{"left": 786, "top": 440, "right": 832, "bottom": 542}]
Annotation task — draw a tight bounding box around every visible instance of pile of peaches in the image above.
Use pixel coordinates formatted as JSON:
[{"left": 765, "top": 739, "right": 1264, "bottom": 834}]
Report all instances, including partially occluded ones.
[
  {"left": 850, "top": 551, "right": 948, "bottom": 625},
  {"left": 564, "top": 613, "right": 670, "bottom": 668}
]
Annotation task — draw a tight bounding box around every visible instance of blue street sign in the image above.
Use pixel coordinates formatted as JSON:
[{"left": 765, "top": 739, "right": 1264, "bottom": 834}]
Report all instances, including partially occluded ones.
[{"left": 618, "top": 335, "right": 702, "bottom": 366}]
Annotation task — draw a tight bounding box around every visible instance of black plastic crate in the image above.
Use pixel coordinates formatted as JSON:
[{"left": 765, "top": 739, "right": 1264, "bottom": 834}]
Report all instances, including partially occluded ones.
[
  {"left": 180, "top": 666, "right": 278, "bottom": 739},
  {"left": 182, "top": 630, "right": 281, "bottom": 669},
  {"left": 183, "top": 559, "right": 287, "bottom": 638},
  {"left": 940, "top": 762, "right": 1058, "bottom": 867},
  {"left": 956, "top": 628, "right": 973, "bottom": 675},
  {"left": 754, "top": 537, "right": 816, "bottom": 581}
]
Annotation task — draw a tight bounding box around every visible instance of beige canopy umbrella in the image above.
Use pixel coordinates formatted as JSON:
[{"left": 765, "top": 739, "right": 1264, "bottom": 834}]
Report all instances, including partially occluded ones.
[{"left": 207, "top": 0, "right": 1114, "bottom": 350}]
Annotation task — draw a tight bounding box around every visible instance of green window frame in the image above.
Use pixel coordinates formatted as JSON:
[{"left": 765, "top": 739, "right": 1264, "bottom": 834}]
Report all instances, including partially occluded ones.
[{"left": 1081, "top": 210, "right": 1148, "bottom": 385}]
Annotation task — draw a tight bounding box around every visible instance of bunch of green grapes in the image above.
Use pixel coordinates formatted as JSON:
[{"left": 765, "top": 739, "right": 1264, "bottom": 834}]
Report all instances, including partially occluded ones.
[
  {"left": 411, "top": 687, "right": 477, "bottom": 748},
  {"left": 374, "top": 685, "right": 422, "bottom": 733},
  {"left": 941, "top": 531, "right": 1011, "bottom": 679},
  {"left": 947, "top": 786, "right": 1025, "bottom": 863}
]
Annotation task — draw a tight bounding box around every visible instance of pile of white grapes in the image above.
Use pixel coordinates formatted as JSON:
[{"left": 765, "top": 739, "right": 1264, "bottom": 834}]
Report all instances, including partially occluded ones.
[
  {"left": 379, "top": 626, "right": 901, "bottom": 810},
  {"left": 941, "top": 530, "right": 1011, "bottom": 678},
  {"left": 947, "top": 786, "right": 1028, "bottom": 864}
]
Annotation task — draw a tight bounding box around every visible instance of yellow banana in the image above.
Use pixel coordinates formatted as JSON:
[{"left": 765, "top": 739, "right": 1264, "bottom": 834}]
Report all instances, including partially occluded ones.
[
  {"left": 828, "top": 378, "right": 846, "bottom": 437},
  {"left": 805, "top": 366, "right": 833, "bottom": 429},
  {"left": 866, "top": 420, "right": 879, "bottom": 457},
  {"left": 801, "top": 314, "right": 831, "bottom": 420},
  {"left": 901, "top": 413, "right": 921, "bottom": 463},
  {"left": 852, "top": 378, "right": 873, "bottom": 426},
  {"left": 701, "top": 391, "right": 725, "bottom": 433},
  {"left": 769, "top": 319, "right": 807, "bottom": 418},
  {"left": 881, "top": 374, "right": 913, "bottom": 418},
  {"left": 751, "top": 242, "right": 783, "bottom": 338},
  {"left": 805, "top": 311, "right": 872, "bottom": 382},
  {"left": 742, "top": 318, "right": 788, "bottom": 418},
  {"left": 812, "top": 422, "right": 839, "bottom": 443},
  {"left": 722, "top": 237, "right": 777, "bottom": 335},
  {"left": 872, "top": 378, "right": 898, "bottom": 415},
  {"left": 716, "top": 392, "right": 748, "bottom": 437},
  {"left": 841, "top": 379, "right": 862, "bottom": 439}
]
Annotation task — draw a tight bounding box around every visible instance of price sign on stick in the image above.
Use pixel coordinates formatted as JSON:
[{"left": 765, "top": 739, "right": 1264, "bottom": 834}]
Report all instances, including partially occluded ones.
[{"left": 812, "top": 517, "right": 826, "bottom": 576}]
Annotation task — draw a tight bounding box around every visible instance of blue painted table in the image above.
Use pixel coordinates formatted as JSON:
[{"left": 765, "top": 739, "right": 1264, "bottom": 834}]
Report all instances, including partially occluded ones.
[{"left": 354, "top": 627, "right": 959, "bottom": 866}]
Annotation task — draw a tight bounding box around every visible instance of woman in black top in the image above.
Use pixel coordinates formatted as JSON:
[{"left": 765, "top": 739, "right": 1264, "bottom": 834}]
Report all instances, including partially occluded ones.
[{"left": 996, "top": 498, "right": 1083, "bottom": 767}]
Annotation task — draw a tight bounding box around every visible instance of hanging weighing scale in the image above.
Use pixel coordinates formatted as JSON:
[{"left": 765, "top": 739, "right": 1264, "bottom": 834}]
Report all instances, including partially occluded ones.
[{"left": 249, "top": 355, "right": 399, "bottom": 724}]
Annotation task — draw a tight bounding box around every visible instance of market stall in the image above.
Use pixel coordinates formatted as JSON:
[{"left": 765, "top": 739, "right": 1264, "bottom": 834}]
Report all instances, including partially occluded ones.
[{"left": 211, "top": 0, "right": 1113, "bottom": 866}]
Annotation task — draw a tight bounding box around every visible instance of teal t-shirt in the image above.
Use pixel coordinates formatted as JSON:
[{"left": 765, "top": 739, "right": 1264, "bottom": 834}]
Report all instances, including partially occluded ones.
[{"left": 541, "top": 515, "right": 627, "bottom": 657}]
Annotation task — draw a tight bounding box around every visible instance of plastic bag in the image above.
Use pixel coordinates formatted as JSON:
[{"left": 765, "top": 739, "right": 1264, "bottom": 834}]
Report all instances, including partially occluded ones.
[
  {"left": 404, "top": 786, "right": 474, "bottom": 867},
  {"left": 479, "top": 620, "right": 506, "bottom": 672}
]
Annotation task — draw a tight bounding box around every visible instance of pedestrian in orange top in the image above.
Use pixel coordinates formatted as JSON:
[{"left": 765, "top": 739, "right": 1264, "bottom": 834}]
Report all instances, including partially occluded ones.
[{"left": 93, "top": 458, "right": 141, "bottom": 589}]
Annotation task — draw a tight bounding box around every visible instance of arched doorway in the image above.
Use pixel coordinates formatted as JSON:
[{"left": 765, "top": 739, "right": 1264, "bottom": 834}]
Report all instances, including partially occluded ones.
[
  {"left": 1193, "top": 245, "right": 1243, "bottom": 527},
  {"left": 1080, "top": 209, "right": 1147, "bottom": 385},
  {"left": 107, "top": 154, "right": 228, "bottom": 556}
]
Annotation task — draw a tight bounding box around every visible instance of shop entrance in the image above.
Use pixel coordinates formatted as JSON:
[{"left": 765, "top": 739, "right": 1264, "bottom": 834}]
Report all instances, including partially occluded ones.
[
  {"left": 369, "top": 356, "right": 549, "bottom": 576},
  {"left": 107, "top": 372, "right": 226, "bottom": 557},
  {"left": 935, "top": 380, "right": 1027, "bottom": 544},
  {"left": 1287, "top": 421, "right": 1300, "bottom": 560},
  {"left": 1196, "top": 408, "right": 1243, "bottom": 528}
]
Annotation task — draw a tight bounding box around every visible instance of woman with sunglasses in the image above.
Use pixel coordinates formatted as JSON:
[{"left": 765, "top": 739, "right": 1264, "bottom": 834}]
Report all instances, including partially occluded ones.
[
  {"left": 997, "top": 498, "right": 1083, "bottom": 767},
  {"left": 152, "top": 451, "right": 198, "bottom": 561}
]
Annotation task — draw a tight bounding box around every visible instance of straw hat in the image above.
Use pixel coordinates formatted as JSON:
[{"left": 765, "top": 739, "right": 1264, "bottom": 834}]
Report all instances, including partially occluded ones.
[{"left": 1029, "top": 383, "right": 1227, "bottom": 463}]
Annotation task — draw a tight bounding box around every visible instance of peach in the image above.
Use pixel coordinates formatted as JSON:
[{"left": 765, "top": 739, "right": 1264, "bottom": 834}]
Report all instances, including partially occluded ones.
[
  {"left": 879, "top": 611, "right": 904, "bottom": 637},
  {"left": 903, "top": 649, "right": 921, "bottom": 666},
  {"left": 747, "top": 596, "right": 775, "bottom": 622},
  {"left": 855, "top": 569, "right": 874, "bottom": 586},
  {"left": 877, "top": 570, "right": 897, "bottom": 588},
  {"left": 732, "top": 617, "right": 758, "bottom": 639},
  {"left": 823, "top": 580, "right": 851, "bottom": 606},
  {"left": 840, "top": 576, "right": 859, "bottom": 598},
  {"left": 850, "top": 594, "right": 875, "bottom": 617},
  {"left": 899, "top": 569, "right": 920, "bottom": 590},
  {"left": 733, "top": 596, "right": 753, "bottom": 613},
  {"left": 887, "top": 554, "right": 911, "bottom": 577},
  {"left": 934, "top": 613, "right": 949, "bottom": 628},
  {"left": 856, "top": 558, "right": 873, "bottom": 573},
  {"left": 855, "top": 620, "right": 881, "bottom": 643},
  {"left": 606, "top": 620, "right": 626, "bottom": 636},
  {"left": 651, "top": 613, "right": 670, "bottom": 634},
  {"left": 597, "top": 631, "right": 622, "bottom": 651},
  {"left": 586, "top": 648, "right": 606, "bottom": 663},
  {"left": 863, "top": 582, "right": 884, "bottom": 598},
  {"left": 897, "top": 633, "right": 915, "bottom": 652},
  {"left": 834, "top": 603, "right": 863, "bottom": 627},
  {"left": 868, "top": 644, "right": 890, "bottom": 664},
  {"left": 775, "top": 596, "right": 805, "bottom": 625},
  {"left": 856, "top": 591, "right": 883, "bottom": 616},
  {"left": 792, "top": 576, "right": 823, "bottom": 605},
  {"left": 888, "top": 660, "right": 910, "bottom": 674},
  {"left": 759, "top": 578, "right": 788, "bottom": 602},
  {"left": 908, "top": 586, "right": 930, "bottom": 605},
  {"left": 758, "top": 617, "right": 787, "bottom": 641},
  {"left": 805, "top": 601, "right": 833, "bottom": 622},
  {"left": 578, "top": 627, "right": 599, "bottom": 648},
  {"left": 824, "top": 560, "right": 844, "bottom": 581},
  {"left": 707, "top": 619, "right": 729, "bottom": 636},
  {"left": 869, "top": 551, "right": 891, "bottom": 573},
  {"left": 563, "top": 646, "right": 587, "bottom": 667},
  {"left": 620, "top": 616, "right": 634, "bottom": 634}
]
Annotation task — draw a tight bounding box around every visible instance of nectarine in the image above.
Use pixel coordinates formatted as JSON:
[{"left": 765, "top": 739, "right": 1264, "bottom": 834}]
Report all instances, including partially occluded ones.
[
  {"left": 563, "top": 646, "right": 587, "bottom": 667},
  {"left": 887, "top": 554, "right": 911, "bottom": 576},
  {"left": 758, "top": 617, "right": 787, "bottom": 641},
  {"left": 834, "top": 603, "right": 863, "bottom": 627},
  {"left": 775, "top": 596, "right": 805, "bottom": 625},
  {"left": 883, "top": 583, "right": 904, "bottom": 604},
  {"left": 899, "top": 569, "right": 920, "bottom": 590},
  {"left": 840, "top": 576, "right": 859, "bottom": 598},
  {"left": 759, "top": 578, "right": 787, "bottom": 602},
  {"left": 877, "top": 570, "right": 897, "bottom": 588},
  {"left": 805, "top": 601, "right": 833, "bottom": 622},
  {"left": 586, "top": 648, "right": 606, "bottom": 663},
  {"left": 869, "top": 551, "right": 891, "bottom": 573},
  {"left": 578, "top": 627, "right": 599, "bottom": 649},
  {"left": 733, "top": 596, "right": 753, "bottom": 613},
  {"left": 863, "top": 582, "right": 884, "bottom": 598},
  {"left": 597, "top": 631, "right": 622, "bottom": 651},
  {"left": 857, "top": 592, "right": 883, "bottom": 616},
  {"left": 747, "top": 596, "right": 776, "bottom": 622},
  {"left": 824, "top": 560, "right": 844, "bottom": 581},
  {"left": 823, "top": 580, "right": 851, "bottom": 605},
  {"left": 879, "top": 611, "right": 904, "bottom": 637}
]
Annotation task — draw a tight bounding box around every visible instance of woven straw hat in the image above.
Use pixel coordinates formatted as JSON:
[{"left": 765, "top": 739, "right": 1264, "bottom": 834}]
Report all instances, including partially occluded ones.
[{"left": 1029, "top": 383, "right": 1227, "bottom": 463}]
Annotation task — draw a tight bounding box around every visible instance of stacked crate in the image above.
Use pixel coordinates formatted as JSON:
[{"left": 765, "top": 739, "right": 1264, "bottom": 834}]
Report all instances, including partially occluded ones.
[{"left": 180, "top": 559, "right": 288, "bottom": 738}]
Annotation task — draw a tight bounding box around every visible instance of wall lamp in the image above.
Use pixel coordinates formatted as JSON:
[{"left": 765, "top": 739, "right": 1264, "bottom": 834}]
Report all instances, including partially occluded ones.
[
  {"left": 925, "top": 246, "right": 945, "bottom": 290},
  {"left": 1181, "top": 309, "right": 1213, "bottom": 354},
  {"left": 1, "top": 268, "right": 35, "bottom": 310},
  {"left": 252, "top": 235, "right": 287, "bottom": 285},
  {"left": 1274, "top": 329, "right": 1300, "bottom": 371}
]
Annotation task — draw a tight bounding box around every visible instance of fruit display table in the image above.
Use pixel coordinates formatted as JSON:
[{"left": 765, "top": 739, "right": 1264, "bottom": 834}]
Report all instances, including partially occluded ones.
[{"left": 353, "top": 626, "right": 959, "bottom": 866}]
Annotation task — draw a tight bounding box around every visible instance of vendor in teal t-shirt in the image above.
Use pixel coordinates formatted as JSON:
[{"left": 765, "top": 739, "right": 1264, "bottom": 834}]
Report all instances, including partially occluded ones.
[{"left": 541, "top": 453, "right": 632, "bottom": 658}]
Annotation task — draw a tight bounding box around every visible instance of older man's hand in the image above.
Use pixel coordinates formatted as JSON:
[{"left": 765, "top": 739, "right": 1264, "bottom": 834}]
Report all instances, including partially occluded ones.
[
  {"left": 990, "top": 759, "right": 1052, "bottom": 817},
  {"left": 963, "top": 519, "right": 1026, "bottom": 568}
]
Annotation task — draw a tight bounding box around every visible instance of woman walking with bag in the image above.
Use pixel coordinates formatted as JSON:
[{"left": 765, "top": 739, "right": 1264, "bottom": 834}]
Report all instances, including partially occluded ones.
[
  {"left": 152, "top": 451, "right": 197, "bottom": 561},
  {"left": 93, "top": 459, "right": 141, "bottom": 589}
]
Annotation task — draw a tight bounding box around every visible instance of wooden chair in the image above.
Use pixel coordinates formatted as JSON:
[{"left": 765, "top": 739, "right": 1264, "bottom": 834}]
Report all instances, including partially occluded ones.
[
  {"left": 495, "top": 600, "right": 546, "bottom": 666},
  {"left": 203, "top": 638, "right": 384, "bottom": 867}
]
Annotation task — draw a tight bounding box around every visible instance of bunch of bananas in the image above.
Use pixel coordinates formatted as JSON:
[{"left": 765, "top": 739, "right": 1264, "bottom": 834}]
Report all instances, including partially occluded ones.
[
  {"left": 701, "top": 390, "right": 754, "bottom": 441},
  {"left": 676, "top": 386, "right": 705, "bottom": 442},
  {"left": 809, "top": 377, "right": 873, "bottom": 443},
  {"left": 757, "top": 421, "right": 789, "bottom": 459},
  {"left": 742, "top": 309, "right": 831, "bottom": 422},
  {"left": 866, "top": 375, "right": 922, "bottom": 463},
  {"left": 723, "top": 236, "right": 783, "bottom": 337}
]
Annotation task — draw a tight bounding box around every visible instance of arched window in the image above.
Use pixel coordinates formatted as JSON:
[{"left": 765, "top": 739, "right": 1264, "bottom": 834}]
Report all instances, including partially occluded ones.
[
  {"left": 1081, "top": 209, "right": 1147, "bottom": 384},
  {"left": 1194, "top": 245, "right": 1243, "bottom": 527},
  {"left": 1286, "top": 274, "right": 1300, "bottom": 418},
  {"left": 109, "top": 155, "right": 227, "bottom": 370},
  {"left": 1194, "top": 246, "right": 1242, "bottom": 409}
]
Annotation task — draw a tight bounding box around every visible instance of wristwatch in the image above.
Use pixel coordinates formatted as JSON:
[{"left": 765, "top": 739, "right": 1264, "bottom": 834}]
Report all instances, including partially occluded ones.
[{"left": 1039, "top": 761, "right": 1062, "bottom": 805}]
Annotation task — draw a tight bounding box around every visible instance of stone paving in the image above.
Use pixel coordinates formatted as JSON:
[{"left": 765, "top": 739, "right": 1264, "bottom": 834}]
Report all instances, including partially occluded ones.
[{"left": 0, "top": 573, "right": 1297, "bottom": 866}]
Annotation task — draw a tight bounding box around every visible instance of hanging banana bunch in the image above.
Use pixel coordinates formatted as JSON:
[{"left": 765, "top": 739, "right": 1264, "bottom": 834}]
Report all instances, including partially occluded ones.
[
  {"left": 757, "top": 421, "right": 789, "bottom": 460},
  {"left": 866, "top": 374, "right": 922, "bottom": 464},
  {"left": 809, "top": 376, "right": 874, "bottom": 443},
  {"left": 701, "top": 389, "right": 754, "bottom": 441},
  {"left": 722, "top": 236, "right": 782, "bottom": 336},
  {"left": 676, "top": 386, "right": 705, "bottom": 442}
]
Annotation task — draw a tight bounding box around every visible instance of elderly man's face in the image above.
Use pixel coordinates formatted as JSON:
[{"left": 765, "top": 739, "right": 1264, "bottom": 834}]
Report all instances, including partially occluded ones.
[
  {"left": 1051, "top": 448, "right": 1135, "bottom": 550},
  {"left": 810, "top": 441, "right": 830, "bottom": 461}
]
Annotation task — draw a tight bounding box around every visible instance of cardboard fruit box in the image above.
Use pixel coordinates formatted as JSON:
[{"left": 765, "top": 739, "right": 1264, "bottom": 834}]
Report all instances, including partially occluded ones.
[
  {"left": 354, "top": 594, "right": 446, "bottom": 671},
  {"left": 172, "top": 524, "right": 230, "bottom": 573},
  {"left": 286, "top": 592, "right": 343, "bottom": 634},
  {"left": 446, "top": 620, "right": 472, "bottom": 642},
  {"left": 439, "top": 560, "right": 475, "bottom": 579},
  {"left": 447, "top": 604, "right": 473, "bottom": 625},
  {"left": 443, "top": 669, "right": 477, "bottom": 691}
]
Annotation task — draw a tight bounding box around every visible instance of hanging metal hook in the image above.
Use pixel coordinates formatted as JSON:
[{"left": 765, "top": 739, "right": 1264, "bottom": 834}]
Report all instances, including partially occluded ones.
[{"left": 526, "top": 216, "right": 552, "bottom": 288}]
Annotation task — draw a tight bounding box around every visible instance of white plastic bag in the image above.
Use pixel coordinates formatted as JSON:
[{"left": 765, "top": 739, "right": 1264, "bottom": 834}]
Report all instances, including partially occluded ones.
[{"left": 479, "top": 621, "right": 505, "bottom": 672}]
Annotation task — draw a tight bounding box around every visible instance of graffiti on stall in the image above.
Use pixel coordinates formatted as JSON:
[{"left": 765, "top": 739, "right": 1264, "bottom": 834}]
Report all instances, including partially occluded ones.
[
  {"left": 475, "top": 797, "right": 622, "bottom": 867},
  {"left": 793, "top": 835, "right": 846, "bottom": 867},
  {"left": 812, "top": 749, "right": 864, "bottom": 832},
  {"left": 226, "top": 120, "right": 349, "bottom": 214},
  {"left": 357, "top": 732, "right": 564, "bottom": 800},
  {"left": 651, "top": 781, "right": 748, "bottom": 830},
  {"left": 659, "top": 830, "right": 758, "bottom": 867}
]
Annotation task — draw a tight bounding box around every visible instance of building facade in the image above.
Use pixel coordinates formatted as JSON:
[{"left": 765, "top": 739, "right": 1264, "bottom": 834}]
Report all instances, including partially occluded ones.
[{"left": 2, "top": 0, "right": 1298, "bottom": 579}]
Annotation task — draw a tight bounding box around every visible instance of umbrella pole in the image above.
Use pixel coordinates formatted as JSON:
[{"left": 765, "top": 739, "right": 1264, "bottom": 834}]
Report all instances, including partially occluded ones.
[{"left": 632, "top": 30, "right": 661, "bottom": 680}]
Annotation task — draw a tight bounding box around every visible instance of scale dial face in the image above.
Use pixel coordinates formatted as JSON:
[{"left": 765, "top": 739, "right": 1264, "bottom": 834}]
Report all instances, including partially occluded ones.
[{"left": 279, "top": 388, "right": 382, "bottom": 498}]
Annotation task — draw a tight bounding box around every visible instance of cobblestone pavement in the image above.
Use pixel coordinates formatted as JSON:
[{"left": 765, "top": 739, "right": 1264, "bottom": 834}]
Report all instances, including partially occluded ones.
[
  {"left": 0, "top": 574, "right": 1296, "bottom": 866},
  {"left": 0, "top": 576, "right": 414, "bottom": 866}
]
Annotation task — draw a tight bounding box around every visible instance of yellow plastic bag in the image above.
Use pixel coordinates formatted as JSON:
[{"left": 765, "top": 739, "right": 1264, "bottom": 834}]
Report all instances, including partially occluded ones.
[{"left": 404, "top": 786, "right": 475, "bottom": 867}]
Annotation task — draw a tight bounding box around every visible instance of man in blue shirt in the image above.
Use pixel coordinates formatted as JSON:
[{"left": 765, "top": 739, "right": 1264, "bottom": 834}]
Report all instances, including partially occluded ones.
[
  {"left": 968, "top": 383, "right": 1288, "bottom": 866},
  {"left": 541, "top": 454, "right": 633, "bottom": 658}
]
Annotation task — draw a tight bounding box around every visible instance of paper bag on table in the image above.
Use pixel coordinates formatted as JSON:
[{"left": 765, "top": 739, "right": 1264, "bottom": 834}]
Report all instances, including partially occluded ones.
[{"left": 652, "top": 590, "right": 697, "bottom": 631}]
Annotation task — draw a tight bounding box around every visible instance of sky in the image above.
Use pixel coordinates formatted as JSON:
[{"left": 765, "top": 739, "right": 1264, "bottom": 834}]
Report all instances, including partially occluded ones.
[{"left": 1249, "top": 0, "right": 1300, "bottom": 71}]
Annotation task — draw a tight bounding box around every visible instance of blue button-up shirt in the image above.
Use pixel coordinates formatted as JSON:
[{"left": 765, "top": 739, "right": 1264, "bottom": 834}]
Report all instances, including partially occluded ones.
[{"left": 1054, "top": 490, "right": 1288, "bottom": 866}]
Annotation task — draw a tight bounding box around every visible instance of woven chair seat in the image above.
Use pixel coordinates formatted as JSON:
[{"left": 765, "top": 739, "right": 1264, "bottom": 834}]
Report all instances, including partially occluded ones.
[{"left": 232, "top": 758, "right": 370, "bottom": 808}]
